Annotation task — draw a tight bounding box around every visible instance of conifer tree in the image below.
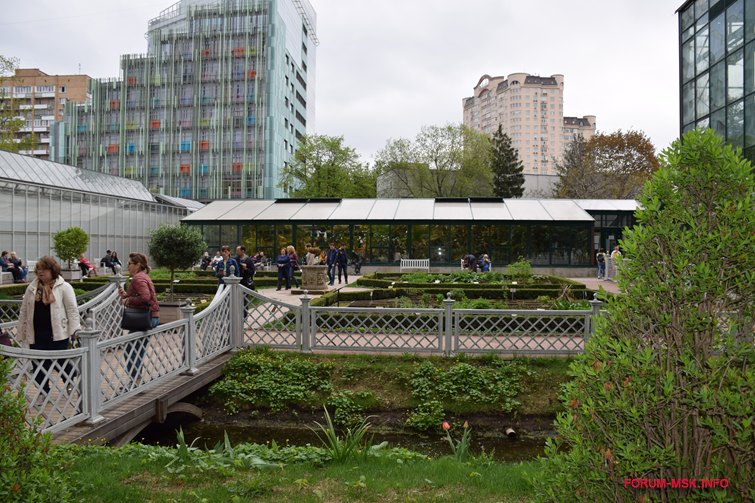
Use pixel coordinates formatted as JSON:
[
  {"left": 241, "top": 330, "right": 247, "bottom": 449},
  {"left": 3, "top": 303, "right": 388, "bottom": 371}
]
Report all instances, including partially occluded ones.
[{"left": 490, "top": 125, "right": 524, "bottom": 198}]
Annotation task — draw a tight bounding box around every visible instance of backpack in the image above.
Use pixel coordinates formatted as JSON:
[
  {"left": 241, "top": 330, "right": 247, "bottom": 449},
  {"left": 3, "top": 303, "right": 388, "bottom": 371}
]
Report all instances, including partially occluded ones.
[{"left": 597, "top": 253, "right": 605, "bottom": 263}]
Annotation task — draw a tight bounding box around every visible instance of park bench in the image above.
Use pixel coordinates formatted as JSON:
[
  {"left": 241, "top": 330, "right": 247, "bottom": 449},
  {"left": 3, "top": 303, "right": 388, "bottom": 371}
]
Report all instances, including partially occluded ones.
[{"left": 400, "top": 258, "right": 430, "bottom": 272}]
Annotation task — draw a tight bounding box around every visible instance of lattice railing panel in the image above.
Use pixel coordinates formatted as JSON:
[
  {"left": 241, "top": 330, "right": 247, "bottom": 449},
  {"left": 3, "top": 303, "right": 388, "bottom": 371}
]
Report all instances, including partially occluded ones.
[
  {"left": 76, "top": 283, "right": 111, "bottom": 306},
  {"left": 90, "top": 289, "right": 126, "bottom": 342},
  {"left": 78, "top": 283, "right": 119, "bottom": 326},
  {"left": 98, "top": 322, "right": 187, "bottom": 409},
  {"left": 312, "top": 308, "right": 443, "bottom": 351},
  {"left": 242, "top": 287, "right": 300, "bottom": 348},
  {"left": 195, "top": 287, "right": 232, "bottom": 364},
  {"left": 0, "top": 300, "right": 20, "bottom": 322},
  {"left": 455, "top": 309, "right": 587, "bottom": 353},
  {"left": 2, "top": 346, "right": 86, "bottom": 433}
]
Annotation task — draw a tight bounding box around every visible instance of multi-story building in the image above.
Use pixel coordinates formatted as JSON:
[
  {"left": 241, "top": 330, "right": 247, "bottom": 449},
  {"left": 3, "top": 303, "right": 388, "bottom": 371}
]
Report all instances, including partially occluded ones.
[
  {"left": 462, "top": 73, "right": 596, "bottom": 175},
  {"left": 0, "top": 69, "right": 90, "bottom": 160},
  {"left": 677, "top": 0, "right": 754, "bottom": 160},
  {"left": 58, "top": 0, "right": 318, "bottom": 201}
]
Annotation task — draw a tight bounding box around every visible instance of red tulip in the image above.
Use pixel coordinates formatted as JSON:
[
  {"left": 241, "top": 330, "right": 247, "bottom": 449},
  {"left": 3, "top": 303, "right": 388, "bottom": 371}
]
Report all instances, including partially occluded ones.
[
  {"left": 442, "top": 422, "right": 450, "bottom": 431},
  {"left": 463, "top": 421, "right": 469, "bottom": 429}
]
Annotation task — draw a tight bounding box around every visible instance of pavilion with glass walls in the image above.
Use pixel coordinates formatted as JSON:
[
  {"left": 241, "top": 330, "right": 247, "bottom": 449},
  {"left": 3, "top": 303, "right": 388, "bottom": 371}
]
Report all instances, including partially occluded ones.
[{"left": 181, "top": 198, "right": 613, "bottom": 270}]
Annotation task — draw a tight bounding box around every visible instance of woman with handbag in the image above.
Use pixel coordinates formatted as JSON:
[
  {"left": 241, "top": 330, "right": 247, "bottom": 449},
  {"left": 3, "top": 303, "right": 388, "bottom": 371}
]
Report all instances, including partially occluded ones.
[
  {"left": 16, "top": 256, "right": 81, "bottom": 405},
  {"left": 118, "top": 253, "right": 159, "bottom": 391}
]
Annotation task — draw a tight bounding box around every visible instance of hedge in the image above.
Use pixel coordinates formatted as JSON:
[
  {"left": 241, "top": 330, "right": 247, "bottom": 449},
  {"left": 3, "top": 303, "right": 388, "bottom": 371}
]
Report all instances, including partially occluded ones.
[{"left": 355, "top": 278, "right": 586, "bottom": 291}]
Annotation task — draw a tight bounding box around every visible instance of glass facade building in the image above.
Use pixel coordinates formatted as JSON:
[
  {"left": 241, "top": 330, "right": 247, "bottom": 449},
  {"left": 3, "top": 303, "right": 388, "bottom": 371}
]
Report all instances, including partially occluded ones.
[
  {"left": 58, "top": 0, "right": 317, "bottom": 202},
  {"left": 182, "top": 198, "right": 616, "bottom": 267},
  {"left": 678, "top": 0, "right": 755, "bottom": 157},
  {"left": 0, "top": 150, "right": 194, "bottom": 262}
]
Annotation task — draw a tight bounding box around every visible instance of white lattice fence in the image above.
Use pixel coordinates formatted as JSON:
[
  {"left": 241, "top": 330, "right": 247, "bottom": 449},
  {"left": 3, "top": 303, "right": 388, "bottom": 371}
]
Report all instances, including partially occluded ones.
[
  {"left": 97, "top": 320, "right": 188, "bottom": 410},
  {"left": 311, "top": 307, "right": 443, "bottom": 352},
  {"left": 242, "top": 287, "right": 301, "bottom": 349},
  {"left": 194, "top": 286, "right": 232, "bottom": 364},
  {"left": 1, "top": 345, "right": 87, "bottom": 433},
  {"left": 454, "top": 309, "right": 589, "bottom": 354},
  {"left": 90, "top": 287, "right": 125, "bottom": 342}
]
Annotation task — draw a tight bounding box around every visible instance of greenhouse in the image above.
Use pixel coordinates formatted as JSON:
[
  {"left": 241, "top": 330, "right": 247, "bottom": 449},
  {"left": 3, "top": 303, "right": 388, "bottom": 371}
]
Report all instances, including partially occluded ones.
[{"left": 182, "top": 197, "right": 638, "bottom": 269}]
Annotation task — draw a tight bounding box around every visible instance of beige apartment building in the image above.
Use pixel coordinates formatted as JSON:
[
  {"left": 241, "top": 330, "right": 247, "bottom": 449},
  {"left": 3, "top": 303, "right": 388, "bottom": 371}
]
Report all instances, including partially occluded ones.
[
  {"left": 0, "top": 69, "right": 90, "bottom": 160},
  {"left": 462, "top": 73, "right": 595, "bottom": 175}
]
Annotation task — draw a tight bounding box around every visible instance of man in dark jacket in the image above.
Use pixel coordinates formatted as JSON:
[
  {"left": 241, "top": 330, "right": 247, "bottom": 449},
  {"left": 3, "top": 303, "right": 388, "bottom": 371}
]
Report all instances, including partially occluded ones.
[
  {"left": 235, "top": 245, "right": 256, "bottom": 290},
  {"left": 326, "top": 242, "right": 339, "bottom": 286},
  {"left": 463, "top": 254, "right": 478, "bottom": 272},
  {"left": 337, "top": 243, "right": 349, "bottom": 284}
]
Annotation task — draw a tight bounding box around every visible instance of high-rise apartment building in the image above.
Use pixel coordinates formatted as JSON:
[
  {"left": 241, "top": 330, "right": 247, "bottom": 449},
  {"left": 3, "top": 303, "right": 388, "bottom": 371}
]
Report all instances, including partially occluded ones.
[
  {"left": 59, "top": 0, "right": 317, "bottom": 201},
  {"left": 0, "top": 69, "right": 90, "bottom": 160},
  {"left": 677, "top": 0, "right": 755, "bottom": 160},
  {"left": 462, "top": 73, "right": 596, "bottom": 175}
]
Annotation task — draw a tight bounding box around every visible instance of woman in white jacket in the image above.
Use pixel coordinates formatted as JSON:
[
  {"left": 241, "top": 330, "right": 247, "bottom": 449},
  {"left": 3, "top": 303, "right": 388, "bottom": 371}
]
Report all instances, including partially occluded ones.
[{"left": 17, "top": 256, "right": 81, "bottom": 400}]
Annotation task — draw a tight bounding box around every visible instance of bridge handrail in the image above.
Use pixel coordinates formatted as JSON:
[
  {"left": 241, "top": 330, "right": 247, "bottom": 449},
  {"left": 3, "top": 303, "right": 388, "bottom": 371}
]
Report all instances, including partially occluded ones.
[{"left": 194, "top": 284, "right": 232, "bottom": 364}]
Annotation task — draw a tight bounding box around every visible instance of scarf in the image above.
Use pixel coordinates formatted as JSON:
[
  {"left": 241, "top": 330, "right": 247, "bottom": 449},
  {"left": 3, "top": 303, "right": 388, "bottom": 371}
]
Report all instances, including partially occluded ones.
[{"left": 35, "top": 280, "right": 56, "bottom": 305}]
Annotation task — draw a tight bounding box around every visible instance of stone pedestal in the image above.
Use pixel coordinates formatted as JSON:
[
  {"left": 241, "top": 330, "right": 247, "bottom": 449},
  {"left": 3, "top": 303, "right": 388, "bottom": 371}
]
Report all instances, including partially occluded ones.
[{"left": 291, "top": 265, "right": 330, "bottom": 294}]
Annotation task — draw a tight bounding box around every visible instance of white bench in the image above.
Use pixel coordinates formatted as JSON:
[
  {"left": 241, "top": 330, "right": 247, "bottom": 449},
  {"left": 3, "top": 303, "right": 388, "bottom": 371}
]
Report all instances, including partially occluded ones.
[
  {"left": 0, "top": 272, "right": 14, "bottom": 284},
  {"left": 400, "top": 258, "right": 429, "bottom": 272}
]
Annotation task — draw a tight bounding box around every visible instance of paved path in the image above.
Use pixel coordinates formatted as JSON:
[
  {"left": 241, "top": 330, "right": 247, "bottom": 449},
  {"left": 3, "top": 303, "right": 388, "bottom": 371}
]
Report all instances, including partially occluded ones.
[
  {"left": 257, "top": 275, "right": 370, "bottom": 306},
  {"left": 567, "top": 277, "right": 621, "bottom": 295}
]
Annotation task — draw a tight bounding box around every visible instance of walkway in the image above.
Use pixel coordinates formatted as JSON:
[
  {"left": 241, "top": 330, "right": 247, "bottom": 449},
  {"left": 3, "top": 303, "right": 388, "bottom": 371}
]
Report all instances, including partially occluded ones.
[{"left": 567, "top": 277, "right": 621, "bottom": 295}]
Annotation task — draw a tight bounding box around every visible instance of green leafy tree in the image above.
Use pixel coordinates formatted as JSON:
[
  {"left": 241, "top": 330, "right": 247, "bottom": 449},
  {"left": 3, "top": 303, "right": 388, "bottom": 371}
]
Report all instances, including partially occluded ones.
[
  {"left": 533, "top": 128, "right": 755, "bottom": 502},
  {"left": 553, "top": 129, "right": 659, "bottom": 199},
  {"left": 375, "top": 123, "right": 492, "bottom": 198},
  {"left": 278, "top": 134, "right": 375, "bottom": 198},
  {"left": 51, "top": 227, "right": 90, "bottom": 269},
  {"left": 0, "top": 56, "right": 38, "bottom": 154},
  {"left": 0, "top": 356, "right": 73, "bottom": 502},
  {"left": 148, "top": 224, "right": 206, "bottom": 302},
  {"left": 490, "top": 125, "right": 524, "bottom": 198}
]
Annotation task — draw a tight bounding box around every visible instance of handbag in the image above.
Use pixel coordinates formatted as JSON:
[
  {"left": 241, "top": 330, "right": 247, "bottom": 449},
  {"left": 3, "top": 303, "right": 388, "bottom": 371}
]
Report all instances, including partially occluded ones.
[{"left": 121, "top": 292, "right": 153, "bottom": 331}]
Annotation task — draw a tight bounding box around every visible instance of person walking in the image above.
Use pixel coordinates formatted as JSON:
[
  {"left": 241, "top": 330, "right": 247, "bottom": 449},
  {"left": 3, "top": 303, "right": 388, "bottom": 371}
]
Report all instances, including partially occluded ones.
[
  {"left": 235, "top": 245, "right": 256, "bottom": 290},
  {"left": 337, "top": 243, "right": 348, "bottom": 284},
  {"left": 215, "top": 245, "right": 239, "bottom": 286},
  {"left": 287, "top": 245, "right": 300, "bottom": 288},
  {"left": 118, "top": 253, "right": 159, "bottom": 391},
  {"left": 276, "top": 247, "right": 291, "bottom": 290},
  {"left": 596, "top": 247, "right": 607, "bottom": 279},
  {"left": 16, "top": 256, "right": 81, "bottom": 404},
  {"left": 326, "top": 242, "right": 338, "bottom": 286}
]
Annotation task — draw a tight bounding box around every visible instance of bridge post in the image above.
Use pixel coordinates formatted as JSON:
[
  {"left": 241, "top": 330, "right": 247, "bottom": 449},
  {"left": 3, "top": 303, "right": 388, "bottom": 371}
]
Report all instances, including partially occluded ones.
[
  {"left": 301, "top": 291, "right": 312, "bottom": 353},
  {"left": 180, "top": 305, "right": 199, "bottom": 375},
  {"left": 443, "top": 292, "right": 455, "bottom": 357},
  {"left": 223, "top": 276, "right": 243, "bottom": 352},
  {"left": 79, "top": 319, "right": 105, "bottom": 425},
  {"left": 587, "top": 293, "right": 603, "bottom": 344}
]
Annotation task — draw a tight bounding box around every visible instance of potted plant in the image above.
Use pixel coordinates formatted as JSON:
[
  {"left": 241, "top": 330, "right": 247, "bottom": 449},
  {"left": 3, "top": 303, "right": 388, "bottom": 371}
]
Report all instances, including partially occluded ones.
[
  {"left": 51, "top": 226, "right": 90, "bottom": 281},
  {"left": 148, "top": 223, "right": 206, "bottom": 323}
]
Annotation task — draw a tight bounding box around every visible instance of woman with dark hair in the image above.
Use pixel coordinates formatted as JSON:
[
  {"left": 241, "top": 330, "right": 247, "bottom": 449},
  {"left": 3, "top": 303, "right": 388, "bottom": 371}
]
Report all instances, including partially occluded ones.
[
  {"left": 16, "top": 256, "right": 81, "bottom": 404},
  {"left": 287, "top": 245, "right": 300, "bottom": 288},
  {"left": 276, "top": 247, "right": 291, "bottom": 291},
  {"left": 215, "top": 245, "right": 239, "bottom": 286},
  {"left": 118, "top": 252, "right": 159, "bottom": 390},
  {"left": 110, "top": 251, "right": 122, "bottom": 275}
]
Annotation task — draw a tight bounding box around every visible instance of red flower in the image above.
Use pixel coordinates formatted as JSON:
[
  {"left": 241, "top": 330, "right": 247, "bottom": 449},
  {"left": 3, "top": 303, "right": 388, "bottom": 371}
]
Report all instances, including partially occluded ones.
[{"left": 442, "top": 422, "right": 450, "bottom": 431}]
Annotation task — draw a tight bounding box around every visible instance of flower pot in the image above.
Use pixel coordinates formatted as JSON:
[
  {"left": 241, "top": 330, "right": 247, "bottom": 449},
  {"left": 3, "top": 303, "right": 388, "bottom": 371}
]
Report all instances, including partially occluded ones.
[
  {"left": 60, "top": 269, "right": 82, "bottom": 282},
  {"left": 158, "top": 302, "right": 183, "bottom": 324}
]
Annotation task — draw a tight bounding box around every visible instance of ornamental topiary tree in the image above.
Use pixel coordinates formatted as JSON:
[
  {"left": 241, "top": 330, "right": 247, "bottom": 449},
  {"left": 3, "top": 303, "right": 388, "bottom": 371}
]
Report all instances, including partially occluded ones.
[
  {"left": 533, "top": 129, "right": 755, "bottom": 502},
  {"left": 51, "top": 226, "right": 90, "bottom": 269},
  {"left": 148, "top": 224, "right": 206, "bottom": 302}
]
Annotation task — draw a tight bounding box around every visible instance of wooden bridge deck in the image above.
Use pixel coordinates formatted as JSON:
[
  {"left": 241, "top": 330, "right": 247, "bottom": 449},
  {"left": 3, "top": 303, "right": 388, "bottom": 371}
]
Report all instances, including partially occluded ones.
[{"left": 51, "top": 352, "right": 231, "bottom": 446}]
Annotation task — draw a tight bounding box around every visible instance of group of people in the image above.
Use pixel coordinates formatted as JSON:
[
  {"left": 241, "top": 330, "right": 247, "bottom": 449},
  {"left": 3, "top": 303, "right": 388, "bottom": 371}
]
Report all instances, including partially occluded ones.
[
  {"left": 76, "top": 250, "right": 123, "bottom": 277},
  {"left": 0, "top": 251, "right": 28, "bottom": 283},
  {"left": 15, "top": 252, "right": 159, "bottom": 402},
  {"left": 210, "top": 245, "right": 257, "bottom": 291},
  {"left": 462, "top": 253, "right": 492, "bottom": 273},
  {"left": 595, "top": 246, "right": 622, "bottom": 280}
]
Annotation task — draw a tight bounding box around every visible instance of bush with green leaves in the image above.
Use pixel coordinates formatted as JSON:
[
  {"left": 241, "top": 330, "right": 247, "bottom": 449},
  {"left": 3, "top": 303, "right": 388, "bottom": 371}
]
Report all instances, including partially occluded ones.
[
  {"left": 532, "top": 129, "right": 755, "bottom": 502},
  {"left": 148, "top": 224, "right": 206, "bottom": 301},
  {"left": 51, "top": 226, "right": 90, "bottom": 269},
  {"left": 0, "top": 354, "right": 73, "bottom": 502},
  {"left": 505, "top": 256, "right": 532, "bottom": 283}
]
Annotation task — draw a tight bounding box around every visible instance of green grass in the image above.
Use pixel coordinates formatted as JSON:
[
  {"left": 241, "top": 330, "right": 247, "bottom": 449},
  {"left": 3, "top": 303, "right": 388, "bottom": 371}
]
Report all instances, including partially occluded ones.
[{"left": 61, "top": 444, "right": 536, "bottom": 502}]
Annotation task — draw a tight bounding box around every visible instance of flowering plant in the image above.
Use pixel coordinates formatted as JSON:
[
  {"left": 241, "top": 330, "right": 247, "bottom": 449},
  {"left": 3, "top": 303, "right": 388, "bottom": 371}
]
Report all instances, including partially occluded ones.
[{"left": 443, "top": 421, "right": 472, "bottom": 462}]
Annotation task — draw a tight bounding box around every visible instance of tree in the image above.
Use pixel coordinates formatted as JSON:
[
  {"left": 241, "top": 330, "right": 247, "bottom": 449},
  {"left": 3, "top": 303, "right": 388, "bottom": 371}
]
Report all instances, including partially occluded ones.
[
  {"left": 148, "top": 224, "right": 206, "bottom": 302},
  {"left": 533, "top": 129, "right": 755, "bottom": 502},
  {"left": 375, "top": 123, "right": 492, "bottom": 198},
  {"left": 0, "top": 55, "right": 37, "bottom": 154},
  {"left": 277, "top": 134, "right": 376, "bottom": 198},
  {"left": 553, "top": 129, "right": 659, "bottom": 199},
  {"left": 51, "top": 227, "right": 90, "bottom": 269},
  {"left": 490, "top": 125, "right": 524, "bottom": 198}
]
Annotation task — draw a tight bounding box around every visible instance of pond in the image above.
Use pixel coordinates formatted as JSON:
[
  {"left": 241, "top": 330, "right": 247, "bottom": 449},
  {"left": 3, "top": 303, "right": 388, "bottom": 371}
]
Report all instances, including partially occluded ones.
[{"left": 138, "top": 414, "right": 550, "bottom": 463}]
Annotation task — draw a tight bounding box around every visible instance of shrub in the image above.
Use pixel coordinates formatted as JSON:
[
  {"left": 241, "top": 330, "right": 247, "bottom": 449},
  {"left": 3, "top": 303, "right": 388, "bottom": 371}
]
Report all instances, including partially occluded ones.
[
  {"left": 0, "top": 354, "right": 73, "bottom": 502},
  {"left": 51, "top": 226, "right": 90, "bottom": 269},
  {"left": 505, "top": 256, "right": 532, "bottom": 283},
  {"left": 533, "top": 129, "right": 755, "bottom": 502}
]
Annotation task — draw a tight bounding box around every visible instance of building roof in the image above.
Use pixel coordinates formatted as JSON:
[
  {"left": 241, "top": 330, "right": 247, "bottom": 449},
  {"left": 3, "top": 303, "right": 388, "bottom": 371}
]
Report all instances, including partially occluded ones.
[
  {"left": 564, "top": 117, "right": 592, "bottom": 127},
  {"left": 0, "top": 150, "right": 200, "bottom": 207},
  {"left": 153, "top": 194, "right": 206, "bottom": 212},
  {"left": 524, "top": 76, "right": 558, "bottom": 86},
  {"left": 182, "top": 197, "right": 623, "bottom": 223},
  {"left": 572, "top": 199, "right": 640, "bottom": 212}
]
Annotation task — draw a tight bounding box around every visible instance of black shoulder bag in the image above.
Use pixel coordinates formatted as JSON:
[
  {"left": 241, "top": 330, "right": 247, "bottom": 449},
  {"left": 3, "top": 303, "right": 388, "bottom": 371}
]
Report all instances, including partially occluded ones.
[{"left": 121, "top": 292, "right": 153, "bottom": 331}]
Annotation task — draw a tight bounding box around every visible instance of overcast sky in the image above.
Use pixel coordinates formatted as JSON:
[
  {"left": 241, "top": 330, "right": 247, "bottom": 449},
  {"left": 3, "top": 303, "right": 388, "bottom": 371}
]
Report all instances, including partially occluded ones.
[{"left": 2, "top": 0, "right": 681, "bottom": 163}]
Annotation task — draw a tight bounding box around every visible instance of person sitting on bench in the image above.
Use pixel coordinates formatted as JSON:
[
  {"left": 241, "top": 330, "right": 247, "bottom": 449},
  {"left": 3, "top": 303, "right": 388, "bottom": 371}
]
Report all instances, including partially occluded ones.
[{"left": 78, "top": 254, "right": 97, "bottom": 277}]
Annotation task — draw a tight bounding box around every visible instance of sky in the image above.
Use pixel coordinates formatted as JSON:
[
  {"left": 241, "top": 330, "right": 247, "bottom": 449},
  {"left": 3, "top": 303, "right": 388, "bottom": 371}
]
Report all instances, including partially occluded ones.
[{"left": 2, "top": 0, "right": 682, "bottom": 163}]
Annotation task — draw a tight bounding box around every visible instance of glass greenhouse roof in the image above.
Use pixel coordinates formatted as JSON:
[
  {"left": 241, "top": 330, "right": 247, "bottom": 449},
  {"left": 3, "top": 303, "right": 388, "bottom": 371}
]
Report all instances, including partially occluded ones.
[
  {"left": 0, "top": 150, "right": 154, "bottom": 202},
  {"left": 183, "top": 198, "right": 619, "bottom": 223}
]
